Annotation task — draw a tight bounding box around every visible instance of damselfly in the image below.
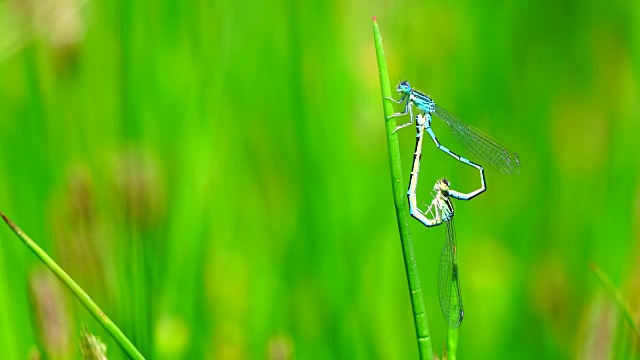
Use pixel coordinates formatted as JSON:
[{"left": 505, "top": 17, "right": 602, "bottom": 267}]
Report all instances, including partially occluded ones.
[
  {"left": 387, "top": 81, "right": 520, "bottom": 175},
  {"left": 408, "top": 114, "right": 486, "bottom": 328}
]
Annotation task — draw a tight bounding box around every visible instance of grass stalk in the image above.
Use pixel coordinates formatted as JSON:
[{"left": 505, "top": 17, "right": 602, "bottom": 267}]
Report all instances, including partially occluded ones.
[
  {"left": 589, "top": 262, "right": 640, "bottom": 339},
  {"left": 1, "top": 212, "right": 145, "bottom": 359},
  {"left": 0, "top": 228, "right": 18, "bottom": 359},
  {"left": 372, "top": 17, "right": 434, "bottom": 359},
  {"left": 447, "top": 327, "right": 459, "bottom": 359}
]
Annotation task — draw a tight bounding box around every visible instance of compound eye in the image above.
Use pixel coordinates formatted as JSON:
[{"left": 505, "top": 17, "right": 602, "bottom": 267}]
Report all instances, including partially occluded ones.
[{"left": 438, "top": 178, "right": 450, "bottom": 191}]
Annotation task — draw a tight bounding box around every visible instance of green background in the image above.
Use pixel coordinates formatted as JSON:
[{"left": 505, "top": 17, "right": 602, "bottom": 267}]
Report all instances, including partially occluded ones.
[{"left": 0, "top": 0, "right": 639, "bottom": 358}]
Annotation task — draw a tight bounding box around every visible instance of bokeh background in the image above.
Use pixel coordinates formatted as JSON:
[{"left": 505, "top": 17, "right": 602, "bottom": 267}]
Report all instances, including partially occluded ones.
[{"left": 0, "top": 0, "right": 639, "bottom": 358}]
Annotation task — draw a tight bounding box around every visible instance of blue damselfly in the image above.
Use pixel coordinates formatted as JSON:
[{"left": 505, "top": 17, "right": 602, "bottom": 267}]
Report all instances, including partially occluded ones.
[{"left": 387, "top": 81, "right": 520, "bottom": 175}]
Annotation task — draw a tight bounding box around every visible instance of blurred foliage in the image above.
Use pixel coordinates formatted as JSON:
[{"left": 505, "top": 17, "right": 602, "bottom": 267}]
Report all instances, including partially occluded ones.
[{"left": 0, "top": 0, "right": 639, "bottom": 358}]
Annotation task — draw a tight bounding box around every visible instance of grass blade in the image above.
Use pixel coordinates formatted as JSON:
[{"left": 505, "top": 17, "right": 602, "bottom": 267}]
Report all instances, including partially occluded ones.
[
  {"left": 372, "top": 16, "right": 434, "bottom": 359},
  {"left": 447, "top": 327, "right": 459, "bottom": 359},
  {"left": 589, "top": 262, "right": 640, "bottom": 340},
  {"left": 1, "top": 212, "right": 145, "bottom": 359}
]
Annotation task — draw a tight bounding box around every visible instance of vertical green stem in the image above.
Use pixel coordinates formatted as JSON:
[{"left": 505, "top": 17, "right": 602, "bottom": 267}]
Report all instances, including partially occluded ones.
[
  {"left": 0, "top": 225, "right": 18, "bottom": 359},
  {"left": 1, "top": 213, "right": 145, "bottom": 360},
  {"left": 447, "top": 327, "right": 459, "bottom": 359},
  {"left": 372, "top": 17, "right": 434, "bottom": 359}
]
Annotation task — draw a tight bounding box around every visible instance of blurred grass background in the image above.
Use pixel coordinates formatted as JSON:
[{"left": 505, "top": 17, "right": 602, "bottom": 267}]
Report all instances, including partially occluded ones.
[{"left": 0, "top": 0, "right": 639, "bottom": 358}]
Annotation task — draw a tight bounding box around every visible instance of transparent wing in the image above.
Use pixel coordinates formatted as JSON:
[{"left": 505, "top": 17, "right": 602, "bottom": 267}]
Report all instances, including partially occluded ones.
[
  {"left": 434, "top": 104, "right": 521, "bottom": 175},
  {"left": 438, "top": 219, "right": 464, "bottom": 328}
]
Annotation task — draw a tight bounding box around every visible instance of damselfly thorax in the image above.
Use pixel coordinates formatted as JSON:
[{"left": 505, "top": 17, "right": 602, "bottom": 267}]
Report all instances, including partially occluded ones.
[{"left": 425, "top": 178, "right": 454, "bottom": 224}]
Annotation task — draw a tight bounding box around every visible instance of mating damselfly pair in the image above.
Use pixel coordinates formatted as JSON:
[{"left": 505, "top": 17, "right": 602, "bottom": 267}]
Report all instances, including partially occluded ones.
[{"left": 387, "top": 81, "right": 520, "bottom": 328}]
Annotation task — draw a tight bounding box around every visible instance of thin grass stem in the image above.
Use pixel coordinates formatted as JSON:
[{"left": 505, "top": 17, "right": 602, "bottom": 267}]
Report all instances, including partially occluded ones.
[
  {"left": 372, "top": 16, "right": 434, "bottom": 359},
  {"left": 447, "top": 327, "right": 458, "bottom": 359},
  {"left": 1, "top": 212, "right": 145, "bottom": 360},
  {"left": 589, "top": 262, "right": 640, "bottom": 340}
]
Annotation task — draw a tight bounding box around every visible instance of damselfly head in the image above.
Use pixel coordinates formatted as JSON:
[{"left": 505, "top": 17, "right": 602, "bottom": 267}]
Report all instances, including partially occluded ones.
[
  {"left": 397, "top": 81, "right": 411, "bottom": 94},
  {"left": 434, "top": 178, "right": 450, "bottom": 192}
]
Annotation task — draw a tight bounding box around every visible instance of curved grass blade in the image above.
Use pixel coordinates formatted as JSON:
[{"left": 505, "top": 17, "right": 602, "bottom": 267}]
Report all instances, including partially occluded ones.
[
  {"left": 438, "top": 219, "right": 464, "bottom": 329},
  {"left": 589, "top": 263, "right": 640, "bottom": 339},
  {"left": 1, "top": 213, "right": 145, "bottom": 359},
  {"left": 434, "top": 105, "right": 520, "bottom": 175}
]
